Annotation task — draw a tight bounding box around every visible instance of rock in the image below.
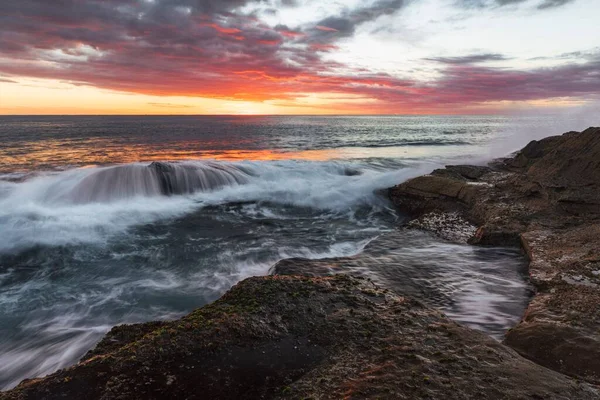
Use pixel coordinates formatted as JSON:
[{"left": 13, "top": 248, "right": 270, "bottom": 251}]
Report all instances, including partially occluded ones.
[
  {"left": 389, "top": 127, "right": 600, "bottom": 385},
  {"left": 506, "top": 225, "right": 600, "bottom": 384},
  {"left": 80, "top": 321, "right": 169, "bottom": 362},
  {"left": 396, "top": 175, "right": 466, "bottom": 198},
  {"left": 507, "top": 134, "right": 567, "bottom": 169},
  {"left": 527, "top": 127, "right": 600, "bottom": 190},
  {"left": 526, "top": 127, "right": 600, "bottom": 214},
  {"left": 431, "top": 168, "right": 467, "bottom": 181},
  {"left": 432, "top": 165, "right": 492, "bottom": 181},
  {"left": 2, "top": 275, "right": 597, "bottom": 400},
  {"left": 388, "top": 175, "right": 482, "bottom": 217},
  {"left": 467, "top": 225, "right": 523, "bottom": 247},
  {"left": 407, "top": 212, "right": 477, "bottom": 243},
  {"left": 505, "top": 322, "right": 600, "bottom": 386},
  {"left": 496, "top": 127, "right": 600, "bottom": 214}
]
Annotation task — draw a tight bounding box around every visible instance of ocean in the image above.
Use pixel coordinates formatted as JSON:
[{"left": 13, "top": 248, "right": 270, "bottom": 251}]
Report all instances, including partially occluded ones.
[{"left": 0, "top": 115, "right": 533, "bottom": 389}]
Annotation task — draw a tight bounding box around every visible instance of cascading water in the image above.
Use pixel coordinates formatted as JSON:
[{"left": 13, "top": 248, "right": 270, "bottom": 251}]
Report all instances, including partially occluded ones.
[
  {"left": 0, "top": 159, "right": 428, "bottom": 252},
  {"left": 33, "top": 161, "right": 255, "bottom": 204}
]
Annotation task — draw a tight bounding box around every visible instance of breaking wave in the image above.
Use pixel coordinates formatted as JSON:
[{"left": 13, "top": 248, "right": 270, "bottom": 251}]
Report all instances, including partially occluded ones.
[{"left": 3, "top": 161, "right": 254, "bottom": 205}]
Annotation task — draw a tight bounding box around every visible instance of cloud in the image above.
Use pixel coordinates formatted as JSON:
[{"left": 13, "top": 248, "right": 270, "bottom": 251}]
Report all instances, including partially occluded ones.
[
  {"left": 426, "top": 53, "right": 510, "bottom": 64},
  {"left": 0, "top": 0, "right": 596, "bottom": 113},
  {"left": 147, "top": 102, "right": 195, "bottom": 109},
  {"left": 457, "top": 0, "right": 576, "bottom": 9},
  {"left": 536, "top": 0, "right": 576, "bottom": 9},
  {"left": 306, "top": 0, "right": 408, "bottom": 43},
  {"left": 528, "top": 47, "right": 600, "bottom": 62},
  {"left": 423, "top": 59, "right": 600, "bottom": 108}
]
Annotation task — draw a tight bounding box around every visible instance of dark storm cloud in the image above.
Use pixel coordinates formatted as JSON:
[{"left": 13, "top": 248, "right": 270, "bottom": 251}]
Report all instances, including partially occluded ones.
[
  {"left": 0, "top": 0, "right": 258, "bottom": 18},
  {"left": 426, "top": 53, "right": 510, "bottom": 64}
]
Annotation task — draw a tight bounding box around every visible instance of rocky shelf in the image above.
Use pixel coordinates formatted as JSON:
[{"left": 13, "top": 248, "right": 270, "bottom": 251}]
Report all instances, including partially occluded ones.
[
  {"left": 2, "top": 275, "right": 597, "bottom": 400},
  {"left": 390, "top": 127, "right": 600, "bottom": 385},
  {"left": 2, "top": 127, "right": 600, "bottom": 399}
]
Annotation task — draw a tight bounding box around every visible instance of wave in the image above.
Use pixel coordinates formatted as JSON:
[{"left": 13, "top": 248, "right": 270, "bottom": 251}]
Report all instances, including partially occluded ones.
[
  {"left": 3, "top": 161, "right": 253, "bottom": 204},
  {"left": 0, "top": 160, "right": 430, "bottom": 253}
]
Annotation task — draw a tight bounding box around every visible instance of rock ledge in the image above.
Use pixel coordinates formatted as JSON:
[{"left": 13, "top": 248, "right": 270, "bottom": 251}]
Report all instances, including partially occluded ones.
[
  {"left": 389, "top": 127, "right": 600, "bottom": 385},
  {"left": 2, "top": 275, "right": 597, "bottom": 399}
]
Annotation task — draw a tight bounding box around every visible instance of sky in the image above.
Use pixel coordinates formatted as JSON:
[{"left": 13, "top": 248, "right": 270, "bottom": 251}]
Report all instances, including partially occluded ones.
[{"left": 0, "top": 0, "right": 599, "bottom": 115}]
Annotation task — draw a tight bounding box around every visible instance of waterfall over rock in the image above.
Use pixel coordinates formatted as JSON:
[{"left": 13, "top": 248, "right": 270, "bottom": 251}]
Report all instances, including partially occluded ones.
[{"left": 65, "top": 161, "right": 252, "bottom": 203}]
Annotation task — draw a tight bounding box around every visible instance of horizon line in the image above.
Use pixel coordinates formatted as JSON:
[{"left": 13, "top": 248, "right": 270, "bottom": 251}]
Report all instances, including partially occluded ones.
[{"left": 0, "top": 112, "right": 518, "bottom": 117}]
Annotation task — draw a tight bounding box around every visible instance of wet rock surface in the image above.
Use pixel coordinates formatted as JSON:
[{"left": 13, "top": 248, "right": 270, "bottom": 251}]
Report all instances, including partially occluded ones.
[
  {"left": 270, "top": 229, "right": 530, "bottom": 339},
  {"left": 389, "top": 127, "right": 600, "bottom": 385},
  {"left": 2, "top": 275, "right": 597, "bottom": 400}
]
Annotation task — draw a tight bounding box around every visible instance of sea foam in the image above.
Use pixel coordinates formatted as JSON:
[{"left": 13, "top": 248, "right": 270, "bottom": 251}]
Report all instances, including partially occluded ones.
[{"left": 0, "top": 159, "right": 427, "bottom": 253}]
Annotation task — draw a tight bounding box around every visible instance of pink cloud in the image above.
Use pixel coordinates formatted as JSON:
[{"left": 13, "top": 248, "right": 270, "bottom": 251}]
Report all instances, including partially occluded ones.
[
  {"left": 315, "top": 25, "right": 339, "bottom": 32},
  {"left": 0, "top": 0, "right": 598, "bottom": 113}
]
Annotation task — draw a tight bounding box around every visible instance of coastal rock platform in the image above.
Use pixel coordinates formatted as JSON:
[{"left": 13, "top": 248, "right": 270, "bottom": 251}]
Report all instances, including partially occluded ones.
[{"left": 390, "top": 127, "right": 600, "bottom": 385}]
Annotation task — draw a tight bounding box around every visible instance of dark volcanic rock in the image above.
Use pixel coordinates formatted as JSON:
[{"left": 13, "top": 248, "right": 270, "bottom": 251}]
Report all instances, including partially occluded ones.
[
  {"left": 2, "top": 275, "right": 596, "bottom": 400},
  {"left": 389, "top": 127, "right": 600, "bottom": 385}
]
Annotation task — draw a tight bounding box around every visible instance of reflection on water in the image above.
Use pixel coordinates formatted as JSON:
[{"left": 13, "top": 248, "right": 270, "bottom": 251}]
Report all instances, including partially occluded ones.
[
  {"left": 1, "top": 144, "right": 480, "bottom": 173},
  {"left": 0, "top": 114, "right": 517, "bottom": 173},
  {"left": 1, "top": 143, "right": 340, "bottom": 170}
]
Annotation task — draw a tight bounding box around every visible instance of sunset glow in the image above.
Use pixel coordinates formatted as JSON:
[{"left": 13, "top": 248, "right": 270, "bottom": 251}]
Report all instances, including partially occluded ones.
[{"left": 0, "top": 0, "right": 599, "bottom": 114}]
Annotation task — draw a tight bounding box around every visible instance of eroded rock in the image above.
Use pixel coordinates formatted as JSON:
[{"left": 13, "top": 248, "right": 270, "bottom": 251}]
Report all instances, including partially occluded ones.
[{"left": 389, "top": 127, "right": 600, "bottom": 385}]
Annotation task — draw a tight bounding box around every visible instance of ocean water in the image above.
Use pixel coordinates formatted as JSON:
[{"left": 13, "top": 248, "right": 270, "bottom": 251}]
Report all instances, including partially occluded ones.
[{"left": 0, "top": 115, "right": 532, "bottom": 390}]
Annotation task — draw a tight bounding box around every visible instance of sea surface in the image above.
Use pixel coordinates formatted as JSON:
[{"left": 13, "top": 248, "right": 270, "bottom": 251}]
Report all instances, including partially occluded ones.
[{"left": 0, "top": 115, "right": 537, "bottom": 390}]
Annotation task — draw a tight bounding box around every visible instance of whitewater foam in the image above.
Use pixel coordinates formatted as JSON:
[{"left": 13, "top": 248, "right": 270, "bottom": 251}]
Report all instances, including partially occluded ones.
[{"left": 0, "top": 159, "right": 426, "bottom": 253}]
